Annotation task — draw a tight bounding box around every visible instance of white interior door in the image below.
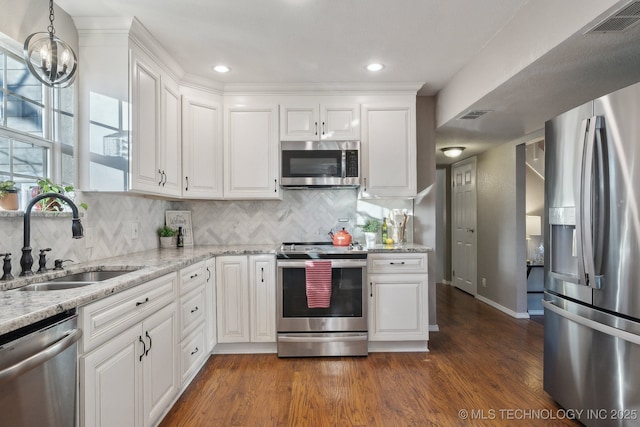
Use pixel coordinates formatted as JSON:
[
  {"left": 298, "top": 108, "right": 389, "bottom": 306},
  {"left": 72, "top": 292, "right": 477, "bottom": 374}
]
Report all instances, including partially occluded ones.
[{"left": 451, "top": 159, "right": 477, "bottom": 295}]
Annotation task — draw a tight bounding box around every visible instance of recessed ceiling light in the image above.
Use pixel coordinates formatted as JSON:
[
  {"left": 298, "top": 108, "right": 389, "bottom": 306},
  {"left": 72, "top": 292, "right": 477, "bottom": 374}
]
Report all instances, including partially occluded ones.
[
  {"left": 366, "top": 63, "right": 384, "bottom": 72},
  {"left": 213, "top": 65, "right": 230, "bottom": 73}
]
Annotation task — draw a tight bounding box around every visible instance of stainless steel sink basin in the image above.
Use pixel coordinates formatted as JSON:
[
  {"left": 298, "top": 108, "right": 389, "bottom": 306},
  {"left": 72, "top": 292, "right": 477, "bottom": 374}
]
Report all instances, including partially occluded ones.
[
  {"left": 17, "top": 269, "right": 138, "bottom": 291},
  {"left": 17, "top": 282, "right": 98, "bottom": 291},
  {"left": 48, "top": 270, "right": 132, "bottom": 283}
]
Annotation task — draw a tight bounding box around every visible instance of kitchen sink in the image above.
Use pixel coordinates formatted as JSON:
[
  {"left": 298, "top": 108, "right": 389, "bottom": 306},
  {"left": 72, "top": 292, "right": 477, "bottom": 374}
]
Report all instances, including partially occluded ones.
[
  {"left": 48, "top": 270, "right": 133, "bottom": 283},
  {"left": 17, "top": 268, "right": 138, "bottom": 291}
]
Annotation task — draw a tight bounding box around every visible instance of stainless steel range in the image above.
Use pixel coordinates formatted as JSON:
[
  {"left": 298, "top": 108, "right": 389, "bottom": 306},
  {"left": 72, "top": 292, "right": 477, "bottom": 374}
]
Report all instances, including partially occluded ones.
[{"left": 276, "top": 242, "right": 368, "bottom": 357}]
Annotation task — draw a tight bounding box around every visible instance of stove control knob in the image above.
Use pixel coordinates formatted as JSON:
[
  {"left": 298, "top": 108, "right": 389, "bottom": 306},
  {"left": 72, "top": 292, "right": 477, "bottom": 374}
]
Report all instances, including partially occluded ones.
[{"left": 291, "top": 244, "right": 296, "bottom": 251}]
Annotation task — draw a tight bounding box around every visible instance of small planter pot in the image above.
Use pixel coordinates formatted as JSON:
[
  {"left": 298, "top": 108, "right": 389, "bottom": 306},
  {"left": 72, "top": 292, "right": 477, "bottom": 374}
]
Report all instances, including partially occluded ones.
[
  {"left": 364, "top": 232, "right": 377, "bottom": 248},
  {"left": 0, "top": 191, "right": 19, "bottom": 210},
  {"left": 159, "top": 236, "right": 174, "bottom": 248}
]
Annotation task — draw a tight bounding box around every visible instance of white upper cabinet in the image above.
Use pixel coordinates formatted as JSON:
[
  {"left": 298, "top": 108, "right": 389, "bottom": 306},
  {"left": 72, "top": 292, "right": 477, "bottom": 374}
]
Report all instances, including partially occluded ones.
[
  {"left": 224, "top": 104, "right": 281, "bottom": 199},
  {"left": 130, "top": 44, "right": 181, "bottom": 197},
  {"left": 360, "top": 103, "right": 417, "bottom": 198},
  {"left": 280, "top": 101, "right": 360, "bottom": 141},
  {"left": 181, "top": 91, "right": 223, "bottom": 198}
]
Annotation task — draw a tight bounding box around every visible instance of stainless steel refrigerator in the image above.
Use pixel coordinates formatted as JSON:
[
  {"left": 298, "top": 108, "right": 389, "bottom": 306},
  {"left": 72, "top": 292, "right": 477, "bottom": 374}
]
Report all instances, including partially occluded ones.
[{"left": 544, "top": 81, "right": 640, "bottom": 426}]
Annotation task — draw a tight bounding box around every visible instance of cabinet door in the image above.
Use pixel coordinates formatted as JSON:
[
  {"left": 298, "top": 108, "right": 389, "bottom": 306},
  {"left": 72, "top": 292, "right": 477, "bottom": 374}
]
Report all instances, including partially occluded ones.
[
  {"left": 205, "top": 258, "right": 217, "bottom": 352},
  {"left": 159, "top": 75, "right": 182, "bottom": 196},
  {"left": 320, "top": 103, "right": 360, "bottom": 140},
  {"left": 361, "top": 104, "right": 416, "bottom": 197},
  {"left": 141, "top": 303, "right": 178, "bottom": 427},
  {"left": 249, "top": 255, "right": 276, "bottom": 343},
  {"left": 216, "top": 256, "right": 250, "bottom": 342},
  {"left": 368, "top": 274, "right": 428, "bottom": 341},
  {"left": 182, "top": 94, "right": 223, "bottom": 198},
  {"left": 130, "top": 47, "right": 161, "bottom": 194},
  {"left": 81, "top": 324, "right": 141, "bottom": 427},
  {"left": 279, "top": 104, "right": 320, "bottom": 140},
  {"left": 224, "top": 106, "right": 281, "bottom": 199}
]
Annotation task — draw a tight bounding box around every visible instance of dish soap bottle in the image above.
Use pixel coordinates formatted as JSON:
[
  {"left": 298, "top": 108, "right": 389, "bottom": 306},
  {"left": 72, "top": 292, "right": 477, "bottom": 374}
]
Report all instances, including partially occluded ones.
[{"left": 381, "top": 218, "right": 388, "bottom": 242}]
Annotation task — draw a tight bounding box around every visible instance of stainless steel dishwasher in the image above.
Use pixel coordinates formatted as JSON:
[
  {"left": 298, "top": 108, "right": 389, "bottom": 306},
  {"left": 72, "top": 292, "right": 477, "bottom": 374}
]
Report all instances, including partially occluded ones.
[{"left": 0, "top": 311, "right": 82, "bottom": 427}]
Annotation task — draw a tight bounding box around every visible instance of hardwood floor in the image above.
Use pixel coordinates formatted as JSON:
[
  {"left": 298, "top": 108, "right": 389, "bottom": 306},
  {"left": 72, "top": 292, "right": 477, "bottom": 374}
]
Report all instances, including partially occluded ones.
[{"left": 160, "top": 284, "right": 578, "bottom": 426}]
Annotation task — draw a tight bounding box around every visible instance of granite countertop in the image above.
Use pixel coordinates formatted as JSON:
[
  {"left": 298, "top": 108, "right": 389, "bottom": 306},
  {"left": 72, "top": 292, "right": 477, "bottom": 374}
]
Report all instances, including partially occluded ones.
[
  {"left": 0, "top": 245, "right": 276, "bottom": 336},
  {"left": 366, "top": 243, "right": 433, "bottom": 253},
  {"left": 0, "top": 243, "right": 432, "bottom": 336}
]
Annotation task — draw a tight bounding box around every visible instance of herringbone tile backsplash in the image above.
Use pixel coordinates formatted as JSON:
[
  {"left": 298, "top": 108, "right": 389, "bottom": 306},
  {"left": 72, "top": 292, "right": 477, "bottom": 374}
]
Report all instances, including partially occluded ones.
[{"left": 0, "top": 189, "right": 363, "bottom": 271}]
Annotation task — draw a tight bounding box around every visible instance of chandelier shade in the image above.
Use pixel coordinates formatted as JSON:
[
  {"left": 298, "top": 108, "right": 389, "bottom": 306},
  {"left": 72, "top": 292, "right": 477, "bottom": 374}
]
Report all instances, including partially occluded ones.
[{"left": 23, "top": 0, "right": 77, "bottom": 88}]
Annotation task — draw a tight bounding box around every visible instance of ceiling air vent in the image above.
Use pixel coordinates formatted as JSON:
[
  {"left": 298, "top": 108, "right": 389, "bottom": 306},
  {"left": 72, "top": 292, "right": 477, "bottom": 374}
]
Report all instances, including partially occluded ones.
[
  {"left": 458, "top": 110, "right": 491, "bottom": 120},
  {"left": 587, "top": 1, "right": 640, "bottom": 33}
]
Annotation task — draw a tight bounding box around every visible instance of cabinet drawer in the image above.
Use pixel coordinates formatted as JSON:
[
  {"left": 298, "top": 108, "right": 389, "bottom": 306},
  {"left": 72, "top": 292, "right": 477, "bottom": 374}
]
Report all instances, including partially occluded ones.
[
  {"left": 180, "top": 285, "right": 206, "bottom": 339},
  {"left": 79, "top": 272, "right": 177, "bottom": 353},
  {"left": 180, "top": 326, "right": 206, "bottom": 384},
  {"left": 180, "top": 261, "right": 206, "bottom": 296},
  {"left": 368, "top": 253, "right": 427, "bottom": 274}
]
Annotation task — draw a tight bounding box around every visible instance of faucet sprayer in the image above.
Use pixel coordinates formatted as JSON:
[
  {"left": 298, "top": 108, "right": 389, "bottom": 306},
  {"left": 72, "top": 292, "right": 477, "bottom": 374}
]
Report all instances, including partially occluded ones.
[{"left": 20, "top": 192, "right": 84, "bottom": 276}]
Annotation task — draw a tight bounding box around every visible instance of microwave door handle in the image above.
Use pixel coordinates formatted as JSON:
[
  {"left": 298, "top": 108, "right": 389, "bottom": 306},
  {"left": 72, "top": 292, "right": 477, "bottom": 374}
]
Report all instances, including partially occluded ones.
[{"left": 341, "top": 150, "right": 347, "bottom": 178}]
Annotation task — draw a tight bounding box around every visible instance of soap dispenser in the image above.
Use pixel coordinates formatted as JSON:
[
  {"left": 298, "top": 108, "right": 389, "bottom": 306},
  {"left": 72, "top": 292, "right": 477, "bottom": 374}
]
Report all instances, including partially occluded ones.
[{"left": 1, "top": 253, "right": 13, "bottom": 281}]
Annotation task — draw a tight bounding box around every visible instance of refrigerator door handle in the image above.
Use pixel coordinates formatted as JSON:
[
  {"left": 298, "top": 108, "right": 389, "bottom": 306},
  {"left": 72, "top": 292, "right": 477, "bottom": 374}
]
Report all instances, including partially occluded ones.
[
  {"left": 543, "top": 300, "right": 640, "bottom": 345},
  {"left": 578, "top": 116, "right": 604, "bottom": 289},
  {"left": 575, "top": 118, "right": 590, "bottom": 288}
]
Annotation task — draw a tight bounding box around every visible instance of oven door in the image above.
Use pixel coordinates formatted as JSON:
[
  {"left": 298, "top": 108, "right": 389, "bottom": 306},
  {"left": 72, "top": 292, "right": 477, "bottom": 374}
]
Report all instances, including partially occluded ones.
[{"left": 277, "top": 259, "right": 367, "bottom": 332}]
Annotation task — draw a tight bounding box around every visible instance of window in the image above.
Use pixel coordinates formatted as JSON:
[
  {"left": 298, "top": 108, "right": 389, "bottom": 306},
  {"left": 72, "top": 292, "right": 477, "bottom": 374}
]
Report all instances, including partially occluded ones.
[{"left": 0, "top": 42, "right": 75, "bottom": 203}]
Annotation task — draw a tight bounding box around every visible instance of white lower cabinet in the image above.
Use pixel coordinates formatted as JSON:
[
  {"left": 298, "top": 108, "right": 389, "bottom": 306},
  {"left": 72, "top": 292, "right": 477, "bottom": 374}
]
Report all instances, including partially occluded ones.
[
  {"left": 80, "top": 301, "right": 178, "bottom": 427},
  {"left": 178, "top": 261, "right": 209, "bottom": 384},
  {"left": 367, "top": 253, "right": 428, "bottom": 342},
  {"left": 216, "top": 255, "right": 276, "bottom": 344}
]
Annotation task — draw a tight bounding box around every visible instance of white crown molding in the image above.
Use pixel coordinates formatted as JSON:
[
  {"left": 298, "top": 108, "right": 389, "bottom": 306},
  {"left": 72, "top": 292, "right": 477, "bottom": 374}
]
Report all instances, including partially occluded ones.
[
  {"left": 222, "top": 82, "right": 425, "bottom": 96},
  {"left": 180, "top": 73, "right": 225, "bottom": 95},
  {"left": 73, "top": 16, "right": 133, "bottom": 33}
]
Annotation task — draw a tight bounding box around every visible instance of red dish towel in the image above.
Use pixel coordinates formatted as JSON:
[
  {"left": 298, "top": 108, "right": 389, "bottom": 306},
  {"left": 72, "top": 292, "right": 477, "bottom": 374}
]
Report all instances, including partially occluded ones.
[{"left": 305, "top": 260, "right": 332, "bottom": 308}]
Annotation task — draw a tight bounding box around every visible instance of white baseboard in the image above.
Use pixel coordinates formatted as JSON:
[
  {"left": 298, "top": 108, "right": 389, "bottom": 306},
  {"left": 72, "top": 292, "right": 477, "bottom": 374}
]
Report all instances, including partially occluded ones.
[
  {"left": 475, "top": 294, "right": 530, "bottom": 319},
  {"left": 528, "top": 309, "right": 544, "bottom": 316},
  {"left": 429, "top": 324, "right": 440, "bottom": 332}
]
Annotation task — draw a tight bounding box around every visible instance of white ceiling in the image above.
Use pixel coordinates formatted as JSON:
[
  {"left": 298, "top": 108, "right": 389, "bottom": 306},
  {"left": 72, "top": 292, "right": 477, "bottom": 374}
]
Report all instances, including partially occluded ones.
[{"left": 56, "top": 0, "right": 640, "bottom": 165}]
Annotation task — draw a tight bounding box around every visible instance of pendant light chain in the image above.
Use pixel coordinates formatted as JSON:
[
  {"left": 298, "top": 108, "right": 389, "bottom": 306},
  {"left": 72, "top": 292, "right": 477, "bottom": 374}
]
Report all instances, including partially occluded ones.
[{"left": 48, "top": 0, "right": 56, "bottom": 36}]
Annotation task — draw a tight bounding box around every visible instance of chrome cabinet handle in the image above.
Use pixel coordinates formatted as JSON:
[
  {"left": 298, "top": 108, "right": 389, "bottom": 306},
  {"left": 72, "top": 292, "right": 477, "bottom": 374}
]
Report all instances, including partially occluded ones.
[
  {"left": 136, "top": 297, "right": 149, "bottom": 306},
  {"left": 185, "top": 176, "right": 189, "bottom": 191},
  {"left": 206, "top": 267, "right": 212, "bottom": 281},
  {"left": 370, "top": 281, "right": 373, "bottom": 297},
  {"left": 162, "top": 171, "right": 167, "bottom": 186},
  {"left": 139, "top": 336, "right": 146, "bottom": 362},
  {"left": 191, "top": 347, "right": 199, "bottom": 356},
  {"left": 261, "top": 267, "right": 264, "bottom": 283},
  {"left": 191, "top": 306, "right": 199, "bottom": 314},
  {"left": 158, "top": 169, "right": 163, "bottom": 186},
  {"left": 274, "top": 179, "right": 277, "bottom": 193},
  {"left": 389, "top": 261, "right": 405, "bottom": 265},
  {"left": 314, "top": 122, "right": 318, "bottom": 135},
  {"left": 190, "top": 273, "right": 198, "bottom": 279},
  {"left": 321, "top": 121, "right": 325, "bottom": 136}
]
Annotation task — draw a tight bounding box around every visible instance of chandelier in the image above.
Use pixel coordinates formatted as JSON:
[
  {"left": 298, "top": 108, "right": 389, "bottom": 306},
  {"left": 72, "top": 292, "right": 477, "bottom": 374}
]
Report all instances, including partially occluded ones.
[{"left": 23, "top": 0, "right": 77, "bottom": 88}]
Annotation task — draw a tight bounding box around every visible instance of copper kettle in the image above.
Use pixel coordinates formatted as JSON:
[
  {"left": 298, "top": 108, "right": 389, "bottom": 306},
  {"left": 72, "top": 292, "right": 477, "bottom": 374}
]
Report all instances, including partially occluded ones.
[{"left": 329, "top": 228, "right": 352, "bottom": 246}]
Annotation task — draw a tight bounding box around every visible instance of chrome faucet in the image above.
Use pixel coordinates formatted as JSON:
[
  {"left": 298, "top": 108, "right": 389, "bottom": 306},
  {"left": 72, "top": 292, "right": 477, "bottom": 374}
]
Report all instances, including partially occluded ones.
[{"left": 20, "top": 192, "right": 84, "bottom": 276}]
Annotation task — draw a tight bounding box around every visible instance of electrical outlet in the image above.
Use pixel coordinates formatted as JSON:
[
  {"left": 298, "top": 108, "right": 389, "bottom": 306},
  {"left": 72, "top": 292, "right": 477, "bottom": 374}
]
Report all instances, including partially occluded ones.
[
  {"left": 482, "top": 277, "right": 487, "bottom": 288},
  {"left": 85, "top": 227, "right": 95, "bottom": 249},
  {"left": 131, "top": 222, "right": 139, "bottom": 240}
]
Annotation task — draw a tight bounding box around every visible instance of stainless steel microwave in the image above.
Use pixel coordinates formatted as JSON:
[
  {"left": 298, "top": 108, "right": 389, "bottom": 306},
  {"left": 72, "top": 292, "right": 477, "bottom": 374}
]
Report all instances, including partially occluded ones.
[{"left": 280, "top": 140, "right": 360, "bottom": 188}]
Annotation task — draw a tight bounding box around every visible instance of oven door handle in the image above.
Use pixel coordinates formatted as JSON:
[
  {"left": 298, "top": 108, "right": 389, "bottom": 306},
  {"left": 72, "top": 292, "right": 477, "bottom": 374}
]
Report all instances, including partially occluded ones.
[{"left": 277, "top": 259, "right": 367, "bottom": 268}]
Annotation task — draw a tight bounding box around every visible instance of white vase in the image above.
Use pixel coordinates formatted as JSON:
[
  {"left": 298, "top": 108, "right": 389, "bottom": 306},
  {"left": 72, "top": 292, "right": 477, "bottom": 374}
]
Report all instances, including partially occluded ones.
[
  {"left": 159, "top": 236, "right": 174, "bottom": 248},
  {"left": 365, "top": 232, "right": 377, "bottom": 248}
]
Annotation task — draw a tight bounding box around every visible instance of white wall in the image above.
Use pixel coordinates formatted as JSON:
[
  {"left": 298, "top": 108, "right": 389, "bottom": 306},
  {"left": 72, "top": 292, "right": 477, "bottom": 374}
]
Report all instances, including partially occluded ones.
[
  {"left": 414, "top": 96, "right": 437, "bottom": 327},
  {"left": 476, "top": 141, "right": 527, "bottom": 315}
]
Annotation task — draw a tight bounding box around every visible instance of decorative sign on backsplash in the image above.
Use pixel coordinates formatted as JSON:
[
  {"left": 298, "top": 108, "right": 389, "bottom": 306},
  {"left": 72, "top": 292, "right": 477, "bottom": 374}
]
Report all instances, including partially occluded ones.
[{"left": 165, "top": 210, "right": 193, "bottom": 246}]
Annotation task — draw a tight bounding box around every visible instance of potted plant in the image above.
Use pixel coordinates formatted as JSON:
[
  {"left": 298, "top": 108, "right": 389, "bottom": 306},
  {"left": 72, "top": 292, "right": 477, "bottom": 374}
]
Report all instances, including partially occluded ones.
[
  {"left": 361, "top": 218, "right": 381, "bottom": 247},
  {"left": 157, "top": 225, "right": 177, "bottom": 248},
  {"left": 0, "top": 180, "right": 19, "bottom": 210},
  {"left": 33, "top": 178, "right": 88, "bottom": 211}
]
